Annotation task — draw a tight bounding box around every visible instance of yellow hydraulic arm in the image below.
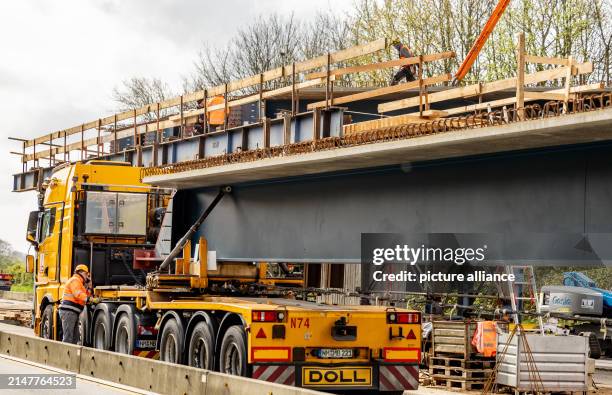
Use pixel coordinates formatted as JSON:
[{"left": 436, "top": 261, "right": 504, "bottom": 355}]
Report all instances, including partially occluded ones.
[{"left": 454, "top": 0, "right": 511, "bottom": 82}]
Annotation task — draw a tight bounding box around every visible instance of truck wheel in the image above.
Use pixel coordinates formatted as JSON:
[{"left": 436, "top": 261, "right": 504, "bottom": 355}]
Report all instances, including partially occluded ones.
[
  {"left": 160, "top": 318, "right": 184, "bottom": 364},
  {"left": 115, "top": 314, "right": 135, "bottom": 355},
  {"left": 219, "top": 325, "right": 247, "bottom": 376},
  {"left": 187, "top": 322, "right": 214, "bottom": 370},
  {"left": 93, "top": 312, "right": 112, "bottom": 350},
  {"left": 77, "top": 310, "right": 89, "bottom": 346},
  {"left": 40, "top": 305, "right": 54, "bottom": 339},
  {"left": 588, "top": 333, "right": 602, "bottom": 359}
]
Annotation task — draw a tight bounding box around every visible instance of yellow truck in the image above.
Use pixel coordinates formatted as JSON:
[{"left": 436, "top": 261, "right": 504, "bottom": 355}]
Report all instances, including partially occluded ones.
[{"left": 22, "top": 160, "right": 421, "bottom": 393}]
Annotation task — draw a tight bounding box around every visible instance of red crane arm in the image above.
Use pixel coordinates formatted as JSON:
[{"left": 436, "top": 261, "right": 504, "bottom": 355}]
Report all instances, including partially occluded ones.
[{"left": 454, "top": 0, "right": 511, "bottom": 82}]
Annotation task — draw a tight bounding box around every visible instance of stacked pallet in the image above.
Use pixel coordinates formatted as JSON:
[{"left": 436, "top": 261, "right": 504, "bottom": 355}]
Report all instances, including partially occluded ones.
[
  {"left": 429, "top": 355, "right": 494, "bottom": 391},
  {"left": 429, "top": 320, "right": 496, "bottom": 391},
  {"left": 0, "top": 309, "right": 32, "bottom": 327}
]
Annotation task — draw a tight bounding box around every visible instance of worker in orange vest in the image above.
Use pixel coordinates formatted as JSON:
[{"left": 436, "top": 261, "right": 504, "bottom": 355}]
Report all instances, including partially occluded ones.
[
  {"left": 471, "top": 321, "right": 497, "bottom": 357},
  {"left": 390, "top": 39, "right": 418, "bottom": 85},
  {"left": 59, "top": 264, "right": 98, "bottom": 344}
]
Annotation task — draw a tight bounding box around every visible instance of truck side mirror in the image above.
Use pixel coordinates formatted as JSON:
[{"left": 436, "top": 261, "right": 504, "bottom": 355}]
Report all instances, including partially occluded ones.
[
  {"left": 25, "top": 255, "right": 34, "bottom": 273},
  {"left": 26, "top": 210, "right": 39, "bottom": 246}
]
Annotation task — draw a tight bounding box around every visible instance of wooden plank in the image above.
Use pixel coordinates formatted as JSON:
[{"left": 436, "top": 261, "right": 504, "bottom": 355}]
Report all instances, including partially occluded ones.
[
  {"left": 308, "top": 73, "right": 451, "bottom": 110},
  {"left": 516, "top": 33, "right": 526, "bottom": 120},
  {"left": 564, "top": 81, "right": 604, "bottom": 92},
  {"left": 524, "top": 91, "right": 567, "bottom": 101},
  {"left": 379, "top": 84, "right": 480, "bottom": 113},
  {"left": 564, "top": 56, "right": 574, "bottom": 113},
  {"left": 419, "top": 110, "right": 448, "bottom": 117},
  {"left": 378, "top": 62, "right": 590, "bottom": 113},
  {"left": 305, "top": 51, "right": 455, "bottom": 80},
  {"left": 23, "top": 39, "right": 387, "bottom": 148},
  {"left": 524, "top": 54, "right": 570, "bottom": 66},
  {"left": 343, "top": 113, "right": 442, "bottom": 134}
]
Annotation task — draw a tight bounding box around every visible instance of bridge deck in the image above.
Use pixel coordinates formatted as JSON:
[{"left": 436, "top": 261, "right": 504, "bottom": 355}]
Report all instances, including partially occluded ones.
[{"left": 144, "top": 107, "right": 612, "bottom": 189}]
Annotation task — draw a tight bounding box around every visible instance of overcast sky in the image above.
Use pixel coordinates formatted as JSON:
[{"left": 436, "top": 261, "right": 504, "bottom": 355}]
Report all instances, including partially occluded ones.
[{"left": 0, "top": 0, "right": 354, "bottom": 253}]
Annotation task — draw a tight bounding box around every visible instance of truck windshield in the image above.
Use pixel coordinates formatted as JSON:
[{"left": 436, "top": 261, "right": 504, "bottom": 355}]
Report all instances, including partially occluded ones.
[{"left": 85, "top": 191, "right": 147, "bottom": 236}]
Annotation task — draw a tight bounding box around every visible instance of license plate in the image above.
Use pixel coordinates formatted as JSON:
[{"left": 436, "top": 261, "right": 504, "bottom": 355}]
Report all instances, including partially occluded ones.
[
  {"left": 136, "top": 339, "right": 156, "bottom": 349},
  {"left": 303, "top": 366, "right": 372, "bottom": 387},
  {"left": 318, "top": 348, "right": 353, "bottom": 359}
]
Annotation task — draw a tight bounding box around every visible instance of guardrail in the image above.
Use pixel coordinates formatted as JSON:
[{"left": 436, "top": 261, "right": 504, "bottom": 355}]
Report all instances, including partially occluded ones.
[
  {"left": 0, "top": 330, "right": 328, "bottom": 395},
  {"left": 0, "top": 290, "right": 33, "bottom": 302}
]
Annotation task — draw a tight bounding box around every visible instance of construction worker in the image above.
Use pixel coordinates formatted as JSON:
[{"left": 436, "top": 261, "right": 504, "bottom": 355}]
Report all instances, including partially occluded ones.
[
  {"left": 390, "top": 39, "right": 418, "bottom": 85},
  {"left": 59, "top": 264, "right": 97, "bottom": 344}
]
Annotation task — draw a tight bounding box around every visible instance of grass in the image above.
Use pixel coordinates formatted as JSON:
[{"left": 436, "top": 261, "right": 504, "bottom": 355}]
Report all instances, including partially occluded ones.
[{"left": 10, "top": 283, "right": 33, "bottom": 292}]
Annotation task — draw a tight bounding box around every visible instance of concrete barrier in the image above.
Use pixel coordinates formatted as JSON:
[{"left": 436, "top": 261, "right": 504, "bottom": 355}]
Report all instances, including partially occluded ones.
[
  {"left": 0, "top": 330, "right": 81, "bottom": 372},
  {"left": 0, "top": 290, "right": 33, "bottom": 302},
  {"left": 0, "top": 329, "right": 329, "bottom": 394},
  {"left": 79, "top": 346, "right": 206, "bottom": 394}
]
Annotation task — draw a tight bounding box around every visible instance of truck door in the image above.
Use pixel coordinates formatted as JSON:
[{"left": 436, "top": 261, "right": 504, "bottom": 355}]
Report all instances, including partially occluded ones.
[{"left": 37, "top": 203, "right": 63, "bottom": 282}]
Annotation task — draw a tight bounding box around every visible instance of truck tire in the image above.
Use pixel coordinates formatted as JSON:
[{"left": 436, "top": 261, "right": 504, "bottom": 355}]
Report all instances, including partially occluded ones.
[
  {"left": 40, "top": 305, "right": 54, "bottom": 339},
  {"left": 77, "top": 309, "right": 89, "bottom": 346},
  {"left": 588, "top": 333, "right": 602, "bottom": 359},
  {"left": 187, "top": 321, "right": 214, "bottom": 370},
  {"left": 92, "top": 312, "right": 112, "bottom": 350},
  {"left": 115, "top": 314, "right": 135, "bottom": 355},
  {"left": 219, "top": 325, "right": 247, "bottom": 376},
  {"left": 159, "top": 318, "right": 184, "bottom": 364}
]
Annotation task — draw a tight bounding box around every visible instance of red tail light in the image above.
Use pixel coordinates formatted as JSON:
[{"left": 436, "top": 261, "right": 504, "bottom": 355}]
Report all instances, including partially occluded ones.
[
  {"left": 387, "top": 312, "right": 420, "bottom": 324},
  {"left": 252, "top": 311, "right": 285, "bottom": 322}
]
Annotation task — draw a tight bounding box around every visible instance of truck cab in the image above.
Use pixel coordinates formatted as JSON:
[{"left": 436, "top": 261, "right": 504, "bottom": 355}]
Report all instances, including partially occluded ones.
[{"left": 25, "top": 160, "right": 169, "bottom": 339}]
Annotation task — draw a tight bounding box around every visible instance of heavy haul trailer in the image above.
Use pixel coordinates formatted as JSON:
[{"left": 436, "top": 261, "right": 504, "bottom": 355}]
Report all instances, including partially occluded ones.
[{"left": 22, "top": 160, "right": 422, "bottom": 393}]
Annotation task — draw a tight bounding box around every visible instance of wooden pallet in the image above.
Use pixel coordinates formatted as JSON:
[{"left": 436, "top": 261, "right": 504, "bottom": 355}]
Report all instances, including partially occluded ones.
[
  {"left": 429, "top": 354, "right": 496, "bottom": 369},
  {"left": 432, "top": 376, "right": 486, "bottom": 391},
  {"left": 0, "top": 309, "right": 32, "bottom": 327},
  {"left": 429, "top": 366, "right": 492, "bottom": 380}
]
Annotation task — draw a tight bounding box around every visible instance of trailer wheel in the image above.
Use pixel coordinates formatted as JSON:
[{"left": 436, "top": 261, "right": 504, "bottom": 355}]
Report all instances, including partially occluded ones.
[
  {"left": 115, "top": 314, "right": 135, "bottom": 355},
  {"left": 160, "top": 318, "right": 184, "bottom": 364},
  {"left": 93, "top": 312, "right": 112, "bottom": 350},
  {"left": 40, "top": 305, "right": 54, "bottom": 339},
  {"left": 187, "top": 322, "right": 214, "bottom": 370},
  {"left": 219, "top": 325, "right": 247, "bottom": 376}
]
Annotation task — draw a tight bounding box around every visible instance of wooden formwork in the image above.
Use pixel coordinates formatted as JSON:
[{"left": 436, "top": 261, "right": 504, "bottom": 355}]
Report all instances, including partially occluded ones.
[{"left": 12, "top": 33, "right": 602, "bottom": 179}]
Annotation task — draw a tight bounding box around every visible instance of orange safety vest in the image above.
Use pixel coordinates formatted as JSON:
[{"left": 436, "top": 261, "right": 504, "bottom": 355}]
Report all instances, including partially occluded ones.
[
  {"left": 471, "top": 321, "right": 497, "bottom": 357},
  {"left": 60, "top": 274, "right": 90, "bottom": 313}
]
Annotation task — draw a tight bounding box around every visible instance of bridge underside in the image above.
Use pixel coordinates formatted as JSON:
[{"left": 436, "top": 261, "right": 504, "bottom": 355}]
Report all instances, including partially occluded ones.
[{"left": 171, "top": 136, "right": 612, "bottom": 263}]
